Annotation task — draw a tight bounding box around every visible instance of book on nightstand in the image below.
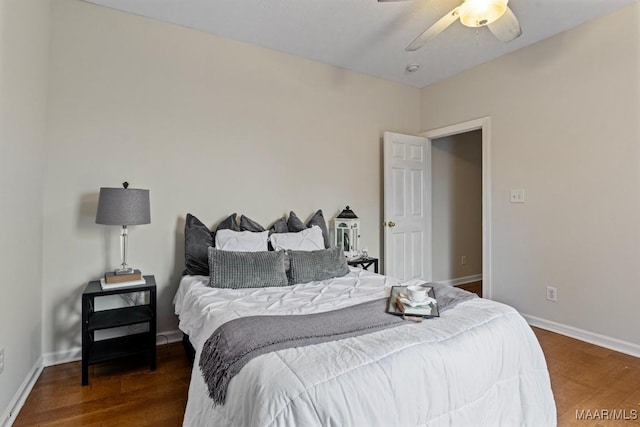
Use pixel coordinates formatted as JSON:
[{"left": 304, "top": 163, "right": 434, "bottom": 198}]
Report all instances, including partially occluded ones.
[
  {"left": 104, "top": 269, "right": 142, "bottom": 284},
  {"left": 100, "top": 276, "right": 146, "bottom": 290}
]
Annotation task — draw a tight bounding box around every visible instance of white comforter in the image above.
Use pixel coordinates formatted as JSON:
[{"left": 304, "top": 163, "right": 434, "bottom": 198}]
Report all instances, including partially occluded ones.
[{"left": 174, "top": 268, "right": 556, "bottom": 427}]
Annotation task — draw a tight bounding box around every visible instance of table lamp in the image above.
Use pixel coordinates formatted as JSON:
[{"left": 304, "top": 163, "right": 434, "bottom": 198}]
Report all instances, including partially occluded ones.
[{"left": 96, "top": 182, "right": 150, "bottom": 275}]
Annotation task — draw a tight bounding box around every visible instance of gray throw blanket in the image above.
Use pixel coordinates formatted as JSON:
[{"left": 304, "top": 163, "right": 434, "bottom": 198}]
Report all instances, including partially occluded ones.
[
  {"left": 431, "top": 282, "right": 478, "bottom": 311},
  {"left": 199, "top": 283, "right": 477, "bottom": 405}
]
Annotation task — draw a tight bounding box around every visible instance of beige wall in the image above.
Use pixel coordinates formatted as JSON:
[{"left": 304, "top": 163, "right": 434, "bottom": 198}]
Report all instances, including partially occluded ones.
[
  {"left": 42, "top": 0, "right": 420, "bottom": 355},
  {"left": 421, "top": 4, "right": 640, "bottom": 345},
  {"left": 431, "top": 130, "right": 482, "bottom": 282},
  {"left": 0, "top": 0, "right": 50, "bottom": 420}
]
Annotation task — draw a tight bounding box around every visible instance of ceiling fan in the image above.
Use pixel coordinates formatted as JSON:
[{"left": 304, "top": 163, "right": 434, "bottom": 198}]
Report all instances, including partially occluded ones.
[{"left": 380, "top": 0, "right": 522, "bottom": 51}]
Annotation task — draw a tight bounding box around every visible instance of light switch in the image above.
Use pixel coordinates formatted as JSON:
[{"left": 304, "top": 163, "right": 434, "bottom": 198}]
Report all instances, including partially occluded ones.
[{"left": 510, "top": 189, "right": 525, "bottom": 203}]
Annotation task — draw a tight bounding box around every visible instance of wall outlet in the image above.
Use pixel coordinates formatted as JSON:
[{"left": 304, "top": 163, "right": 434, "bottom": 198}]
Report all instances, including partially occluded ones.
[
  {"left": 461, "top": 255, "right": 467, "bottom": 265},
  {"left": 546, "top": 286, "right": 558, "bottom": 302},
  {"left": 0, "top": 348, "right": 5, "bottom": 375},
  {"left": 510, "top": 189, "right": 525, "bottom": 203}
]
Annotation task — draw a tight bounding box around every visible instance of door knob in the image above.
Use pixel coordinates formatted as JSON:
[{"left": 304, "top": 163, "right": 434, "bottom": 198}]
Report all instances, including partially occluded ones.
[{"left": 387, "top": 221, "right": 396, "bottom": 228}]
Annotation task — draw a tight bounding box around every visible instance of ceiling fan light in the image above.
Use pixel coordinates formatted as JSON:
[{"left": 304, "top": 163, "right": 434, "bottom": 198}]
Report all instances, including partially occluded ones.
[{"left": 460, "top": 0, "right": 508, "bottom": 28}]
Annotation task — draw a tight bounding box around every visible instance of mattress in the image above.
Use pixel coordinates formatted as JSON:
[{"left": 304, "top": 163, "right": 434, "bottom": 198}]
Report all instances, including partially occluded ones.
[{"left": 174, "top": 268, "right": 556, "bottom": 426}]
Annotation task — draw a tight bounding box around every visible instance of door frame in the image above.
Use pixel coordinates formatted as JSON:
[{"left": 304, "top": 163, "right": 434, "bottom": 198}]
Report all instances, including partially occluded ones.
[{"left": 421, "top": 117, "right": 492, "bottom": 299}]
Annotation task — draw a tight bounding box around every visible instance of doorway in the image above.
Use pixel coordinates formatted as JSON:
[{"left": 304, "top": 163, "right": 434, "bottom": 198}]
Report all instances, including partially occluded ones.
[
  {"left": 431, "top": 130, "right": 483, "bottom": 295},
  {"left": 422, "top": 117, "right": 491, "bottom": 299}
]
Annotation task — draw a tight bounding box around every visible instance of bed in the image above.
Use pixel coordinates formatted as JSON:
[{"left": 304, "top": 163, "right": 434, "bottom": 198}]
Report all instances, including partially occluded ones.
[
  {"left": 174, "top": 267, "right": 556, "bottom": 426},
  {"left": 175, "top": 268, "right": 556, "bottom": 427}
]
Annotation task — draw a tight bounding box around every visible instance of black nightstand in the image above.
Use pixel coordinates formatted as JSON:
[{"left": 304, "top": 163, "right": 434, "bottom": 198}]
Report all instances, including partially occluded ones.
[
  {"left": 347, "top": 257, "right": 379, "bottom": 273},
  {"left": 81, "top": 275, "right": 157, "bottom": 385}
]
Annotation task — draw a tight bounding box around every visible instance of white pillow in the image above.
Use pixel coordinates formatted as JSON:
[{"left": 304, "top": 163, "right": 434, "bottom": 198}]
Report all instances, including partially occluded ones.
[
  {"left": 270, "top": 225, "right": 324, "bottom": 251},
  {"left": 215, "top": 229, "right": 269, "bottom": 252}
]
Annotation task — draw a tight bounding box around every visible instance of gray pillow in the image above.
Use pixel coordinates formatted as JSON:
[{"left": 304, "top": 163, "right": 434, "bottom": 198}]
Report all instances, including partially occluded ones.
[
  {"left": 288, "top": 246, "right": 349, "bottom": 285},
  {"left": 288, "top": 210, "right": 330, "bottom": 248},
  {"left": 270, "top": 216, "right": 288, "bottom": 235},
  {"left": 307, "top": 210, "right": 330, "bottom": 248},
  {"left": 184, "top": 213, "right": 241, "bottom": 276},
  {"left": 240, "top": 215, "right": 266, "bottom": 232},
  {"left": 287, "top": 211, "right": 307, "bottom": 232},
  {"left": 208, "top": 247, "right": 288, "bottom": 289},
  {"left": 184, "top": 213, "right": 213, "bottom": 276},
  {"left": 212, "top": 213, "right": 241, "bottom": 247},
  {"left": 216, "top": 213, "right": 240, "bottom": 233},
  {"left": 241, "top": 215, "right": 290, "bottom": 235}
]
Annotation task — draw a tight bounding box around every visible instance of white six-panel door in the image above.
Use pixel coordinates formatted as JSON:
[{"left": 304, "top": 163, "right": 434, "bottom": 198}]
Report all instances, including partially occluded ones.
[{"left": 383, "top": 132, "right": 431, "bottom": 281}]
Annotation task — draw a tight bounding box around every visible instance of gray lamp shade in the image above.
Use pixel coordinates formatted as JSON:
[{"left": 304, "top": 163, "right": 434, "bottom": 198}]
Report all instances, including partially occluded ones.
[{"left": 95, "top": 187, "right": 151, "bottom": 225}]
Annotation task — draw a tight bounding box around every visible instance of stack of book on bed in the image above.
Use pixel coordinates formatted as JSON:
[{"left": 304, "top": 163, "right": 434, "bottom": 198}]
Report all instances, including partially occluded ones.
[{"left": 100, "top": 269, "right": 146, "bottom": 290}]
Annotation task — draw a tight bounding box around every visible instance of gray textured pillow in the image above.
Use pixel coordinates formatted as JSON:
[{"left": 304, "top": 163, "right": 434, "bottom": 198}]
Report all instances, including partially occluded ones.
[
  {"left": 208, "top": 247, "right": 288, "bottom": 289},
  {"left": 288, "top": 210, "right": 330, "bottom": 248},
  {"left": 288, "top": 246, "right": 349, "bottom": 285}
]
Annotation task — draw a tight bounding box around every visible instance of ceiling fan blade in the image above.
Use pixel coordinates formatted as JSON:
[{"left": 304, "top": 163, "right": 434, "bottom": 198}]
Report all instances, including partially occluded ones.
[
  {"left": 405, "top": 6, "right": 460, "bottom": 51},
  {"left": 487, "top": 6, "right": 522, "bottom": 42}
]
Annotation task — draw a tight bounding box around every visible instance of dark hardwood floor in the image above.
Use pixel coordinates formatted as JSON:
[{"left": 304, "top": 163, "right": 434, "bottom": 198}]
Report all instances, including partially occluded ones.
[
  {"left": 456, "top": 280, "right": 482, "bottom": 298},
  {"left": 13, "top": 343, "right": 191, "bottom": 427},
  {"left": 534, "top": 328, "right": 640, "bottom": 426},
  {"left": 13, "top": 317, "right": 639, "bottom": 426}
]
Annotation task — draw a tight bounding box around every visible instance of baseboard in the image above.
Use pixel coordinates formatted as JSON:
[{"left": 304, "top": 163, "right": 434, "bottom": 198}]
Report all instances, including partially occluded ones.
[
  {"left": 43, "top": 329, "right": 184, "bottom": 367},
  {"left": 439, "top": 274, "right": 483, "bottom": 287},
  {"left": 43, "top": 347, "right": 82, "bottom": 367},
  {"left": 523, "top": 314, "right": 640, "bottom": 358},
  {"left": 1, "top": 356, "right": 43, "bottom": 427},
  {"left": 155, "top": 329, "right": 184, "bottom": 346}
]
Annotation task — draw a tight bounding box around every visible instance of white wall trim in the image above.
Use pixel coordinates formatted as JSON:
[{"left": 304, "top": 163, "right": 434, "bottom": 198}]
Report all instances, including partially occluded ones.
[
  {"left": 155, "top": 329, "right": 184, "bottom": 346},
  {"left": 438, "top": 274, "right": 483, "bottom": 287},
  {"left": 42, "top": 329, "right": 184, "bottom": 367},
  {"left": 523, "top": 314, "right": 640, "bottom": 358},
  {"left": 422, "top": 116, "right": 492, "bottom": 300},
  {"left": 1, "top": 356, "right": 43, "bottom": 427},
  {"left": 43, "top": 347, "right": 82, "bottom": 367}
]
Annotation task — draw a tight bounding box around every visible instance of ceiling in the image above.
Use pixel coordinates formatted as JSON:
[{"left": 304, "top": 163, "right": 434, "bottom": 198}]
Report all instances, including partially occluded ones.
[{"left": 83, "top": 0, "right": 638, "bottom": 88}]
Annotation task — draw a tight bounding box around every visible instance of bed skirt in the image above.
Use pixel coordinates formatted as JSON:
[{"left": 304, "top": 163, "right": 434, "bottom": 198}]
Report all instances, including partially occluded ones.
[{"left": 183, "top": 333, "right": 196, "bottom": 363}]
